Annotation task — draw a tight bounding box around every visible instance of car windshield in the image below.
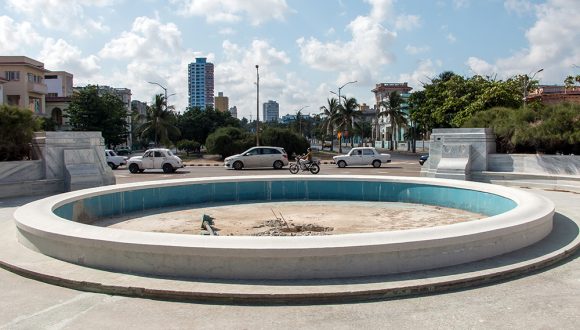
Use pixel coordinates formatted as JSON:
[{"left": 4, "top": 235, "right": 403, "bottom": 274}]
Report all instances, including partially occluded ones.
[
  {"left": 109, "top": 150, "right": 118, "bottom": 156},
  {"left": 166, "top": 150, "right": 174, "bottom": 156}
]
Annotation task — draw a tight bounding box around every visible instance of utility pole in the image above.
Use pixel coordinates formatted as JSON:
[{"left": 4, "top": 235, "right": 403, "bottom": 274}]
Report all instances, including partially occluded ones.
[{"left": 256, "top": 65, "right": 260, "bottom": 146}]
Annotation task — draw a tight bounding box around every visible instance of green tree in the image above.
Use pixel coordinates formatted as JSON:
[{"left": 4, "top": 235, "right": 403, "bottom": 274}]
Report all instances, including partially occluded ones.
[
  {"left": 138, "top": 94, "right": 180, "bottom": 147},
  {"left": 260, "top": 127, "right": 309, "bottom": 158},
  {"left": 378, "top": 91, "right": 408, "bottom": 151},
  {"left": 0, "top": 105, "right": 41, "bottom": 161},
  {"left": 205, "top": 127, "right": 254, "bottom": 159},
  {"left": 176, "top": 139, "right": 201, "bottom": 155},
  {"left": 176, "top": 106, "right": 240, "bottom": 144},
  {"left": 334, "top": 96, "right": 360, "bottom": 152},
  {"left": 319, "top": 97, "right": 339, "bottom": 151},
  {"left": 66, "top": 85, "right": 129, "bottom": 147}
]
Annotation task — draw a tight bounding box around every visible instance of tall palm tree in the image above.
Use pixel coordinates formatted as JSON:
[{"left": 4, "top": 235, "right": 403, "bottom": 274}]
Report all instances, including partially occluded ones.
[
  {"left": 319, "top": 97, "right": 339, "bottom": 151},
  {"left": 378, "top": 91, "right": 408, "bottom": 151},
  {"left": 138, "top": 94, "right": 180, "bottom": 147},
  {"left": 334, "top": 96, "right": 361, "bottom": 152}
]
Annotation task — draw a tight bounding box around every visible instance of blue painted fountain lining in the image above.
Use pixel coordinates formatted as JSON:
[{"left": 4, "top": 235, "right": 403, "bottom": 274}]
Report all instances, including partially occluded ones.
[{"left": 53, "top": 180, "right": 517, "bottom": 221}]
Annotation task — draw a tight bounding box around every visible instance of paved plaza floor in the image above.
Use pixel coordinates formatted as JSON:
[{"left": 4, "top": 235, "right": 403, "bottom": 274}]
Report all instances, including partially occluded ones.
[{"left": 0, "top": 183, "right": 578, "bottom": 329}]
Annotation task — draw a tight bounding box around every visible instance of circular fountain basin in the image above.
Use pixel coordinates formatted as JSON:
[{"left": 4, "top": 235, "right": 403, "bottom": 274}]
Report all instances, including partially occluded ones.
[{"left": 14, "top": 175, "right": 554, "bottom": 280}]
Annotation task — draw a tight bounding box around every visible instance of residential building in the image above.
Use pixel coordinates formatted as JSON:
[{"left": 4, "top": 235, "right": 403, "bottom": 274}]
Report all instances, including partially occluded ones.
[
  {"left": 527, "top": 85, "right": 580, "bottom": 105},
  {"left": 215, "top": 91, "right": 229, "bottom": 112},
  {"left": 45, "top": 71, "right": 74, "bottom": 130},
  {"left": 229, "top": 106, "right": 237, "bottom": 118},
  {"left": 187, "top": 57, "right": 214, "bottom": 109},
  {"left": 263, "top": 100, "right": 279, "bottom": 122},
  {"left": 0, "top": 76, "right": 7, "bottom": 104},
  {"left": 0, "top": 56, "right": 48, "bottom": 114},
  {"left": 371, "top": 82, "right": 413, "bottom": 149}
]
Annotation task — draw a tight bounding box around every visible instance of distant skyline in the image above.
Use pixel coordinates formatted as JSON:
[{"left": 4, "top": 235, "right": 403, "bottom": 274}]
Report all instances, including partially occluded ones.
[{"left": 1, "top": 0, "right": 579, "bottom": 119}]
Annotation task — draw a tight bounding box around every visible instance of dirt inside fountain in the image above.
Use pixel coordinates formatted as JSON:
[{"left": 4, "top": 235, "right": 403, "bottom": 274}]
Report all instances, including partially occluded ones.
[{"left": 93, "top": 201, "right": 486, "bottom": 236}]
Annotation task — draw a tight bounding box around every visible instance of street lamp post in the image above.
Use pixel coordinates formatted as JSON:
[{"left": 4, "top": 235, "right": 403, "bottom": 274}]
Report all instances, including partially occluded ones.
[
  {"left": 523, "top": 68, "right": 543, "bottom": 110},
  {"left": 330, "top": 80, "right": 357, "bottom": 152},
  {"left": 256, "top": 65, "right": 260, "bottom": 146},
  {"left": 147, "top": 81, "right": 168, "bottom": 108}
]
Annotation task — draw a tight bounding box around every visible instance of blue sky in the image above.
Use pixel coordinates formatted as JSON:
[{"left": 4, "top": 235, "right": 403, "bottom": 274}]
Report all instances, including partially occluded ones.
[{"left": 1, "top": 0, "right": 579, "bottom": 119}]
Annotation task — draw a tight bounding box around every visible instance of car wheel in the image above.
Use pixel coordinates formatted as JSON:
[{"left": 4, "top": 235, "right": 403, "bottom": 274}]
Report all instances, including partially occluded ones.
[
  {"left": 139, "top": 169, "right": 145, "bottom": 173},
  {"left": 273, "top": 160, "right": 284, "bottom": 169},
  {"left": 337, "top": 160, "right": 346, "bottom": 168},
  {"left": 107, "top": 162, "right": 115, "bottom": 170},
  {"left": 372, "top": 160, "right": 381, "bottom": 168},
  {"left": 309, "top": 163, "right": 320, "bottom": 174},
  {"left": 129, "top": 164, "right": 140, "bottom": 174},
  {"left": 162, "top": 163, "right": 173, "bottom": 173},
  {"left": 233, "top": 161, "right": 243, "bottom": 170}
]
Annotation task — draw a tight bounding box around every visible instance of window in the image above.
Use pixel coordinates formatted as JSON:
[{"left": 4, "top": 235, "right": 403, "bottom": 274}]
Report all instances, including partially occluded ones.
[
  {"left": 363, "top": 149, "right": 374, "bottom": 156},
  {"left": 154, "top": 151, "right": 163, "bottom": 157},
  {"left": 5, "top": 71, "right": 20, "bottom": 81}
]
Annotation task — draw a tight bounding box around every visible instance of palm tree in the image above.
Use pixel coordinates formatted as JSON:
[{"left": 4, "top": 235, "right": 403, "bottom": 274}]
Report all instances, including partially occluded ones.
[
  {"left": 319, "top": 97, "right": 339, "bottom": 151},
  {"left": 378, "top": 91, "right": 408, "bottom": 151},
  {"left": 138, "top": 94, "right": 180, "bottom": 147},
  {"left": 334, "top": 96, "right": 361, "bottom": 152}
]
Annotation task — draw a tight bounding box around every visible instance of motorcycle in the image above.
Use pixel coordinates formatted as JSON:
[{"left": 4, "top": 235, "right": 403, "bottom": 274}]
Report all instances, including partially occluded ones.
[{"left": 289, "top": 154, "right": 320, "bottom": 174}]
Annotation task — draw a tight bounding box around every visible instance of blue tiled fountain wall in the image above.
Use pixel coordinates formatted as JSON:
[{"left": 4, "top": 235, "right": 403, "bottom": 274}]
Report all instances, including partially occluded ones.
[{"left": 53, "top": 180, "right": 517, "bottom": 222}]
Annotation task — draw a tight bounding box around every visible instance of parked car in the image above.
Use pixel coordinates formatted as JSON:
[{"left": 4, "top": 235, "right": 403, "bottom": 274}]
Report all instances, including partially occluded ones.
[
  {"left": 105, "top": 149, "right": 128, "bottom": 170},
  {"left": 127, "top": 148, "right": 184, "bottom": 173},
  {"left": 224, "top": 146, "right": 289, "bottom": 170},
  {"left": 115, "top": 147, "right": 131, "bottom": 156},
  {"left": 333, "top": 147, "right": 391, "bottom": 168},
  {"left": 419, "top": 154, "right": 429, "bottom": 166}
]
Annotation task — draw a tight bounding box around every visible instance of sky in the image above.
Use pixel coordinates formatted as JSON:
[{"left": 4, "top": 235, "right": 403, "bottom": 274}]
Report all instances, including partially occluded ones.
[{"left": 1, "top": 0, "right": 579, "bottom": 120}]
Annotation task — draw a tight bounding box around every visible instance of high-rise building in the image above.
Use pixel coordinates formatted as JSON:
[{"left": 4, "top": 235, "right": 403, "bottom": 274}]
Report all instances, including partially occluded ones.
[
  {"left": 187, "top": 57, "right": 214, "bottom": 109},
  {"left": 215, "top": 91, "right": 229, "bottom": 112},
  {"left": 229, "top": 106, "right": 237, "bottom": 118},
  {"left": 263, "top": 100, "right": 279, "bottom": 122},
  {"left": 371, "top": 82, "right": 413, "bottom": 149}
]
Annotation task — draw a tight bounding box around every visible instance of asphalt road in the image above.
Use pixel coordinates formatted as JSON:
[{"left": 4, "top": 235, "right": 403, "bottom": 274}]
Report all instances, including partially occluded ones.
[{"left": 114, "top": 153, "right": 423, "bottom": 184}]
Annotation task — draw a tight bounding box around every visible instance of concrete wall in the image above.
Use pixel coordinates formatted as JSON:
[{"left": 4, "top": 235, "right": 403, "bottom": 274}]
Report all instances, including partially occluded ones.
[{"left": 0, "top": 131, "right": 115, "bottom": 198}]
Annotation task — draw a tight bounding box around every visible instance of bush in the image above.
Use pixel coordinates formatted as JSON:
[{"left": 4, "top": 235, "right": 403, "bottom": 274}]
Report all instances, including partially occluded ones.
[
  {"left": 0, "top": 105, "right": 41, "bottom": 161},
  {"left": 463, "top": 103, "right": 580, "bottom": 154},
  {"left": 260, "top": 127, "right": 309, "bottom": 158},
  {"left": 205, "top": 127, "right": 255, "bottom": 158},
  {"left": 176, "top": 139, "right": 201, "bottom": 155}
]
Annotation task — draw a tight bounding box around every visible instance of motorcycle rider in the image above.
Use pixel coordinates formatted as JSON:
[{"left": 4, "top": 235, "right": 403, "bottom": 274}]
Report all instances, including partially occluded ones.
[{"left": 299, "top": 147, "right": 313, "bottom": 170}]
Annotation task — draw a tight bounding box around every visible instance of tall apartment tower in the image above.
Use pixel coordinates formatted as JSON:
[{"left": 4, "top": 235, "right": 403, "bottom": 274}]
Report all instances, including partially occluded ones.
[
  {"left": 229, "top": 106, "right": 238, "bottom": 118},
  {"left": 187, "top": 57, "right": 214, "bottom": 109},
  {"left": 263, "top": 100, "right": 279, "bottom": 122},
  {"left": 214, "top": 91, "right": 229, "bottom": 112}
]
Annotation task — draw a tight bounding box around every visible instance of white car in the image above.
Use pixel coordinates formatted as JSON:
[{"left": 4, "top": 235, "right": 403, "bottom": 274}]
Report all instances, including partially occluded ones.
[
  {"left": 105, "top": 149, "right": 128, "bottom": 170},
  {"left": 224, "top": 146, "right": 289, "bottom": 170},
  {"left": 127, "top": 148, "right": 184, "bottom": 173},
  {"left": 333, "top": 147, "right": 391, "bottom": 168}
]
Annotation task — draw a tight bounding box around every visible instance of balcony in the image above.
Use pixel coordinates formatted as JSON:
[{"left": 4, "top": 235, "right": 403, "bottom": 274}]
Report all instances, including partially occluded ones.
[{"left": 27, "top": 81, "right": 47, "bottom": 94}]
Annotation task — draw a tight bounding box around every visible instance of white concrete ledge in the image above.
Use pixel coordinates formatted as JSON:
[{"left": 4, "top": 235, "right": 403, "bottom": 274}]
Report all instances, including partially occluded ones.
[{"left": 13, "top": 175, "right": 555, "bottom": 280}]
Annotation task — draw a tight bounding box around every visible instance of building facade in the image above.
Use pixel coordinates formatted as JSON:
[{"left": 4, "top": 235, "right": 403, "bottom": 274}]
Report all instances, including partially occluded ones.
[
  {"left": 0, "top": 56, "right": 48, "bottom": 115},
  {"left": 371, "top": 82, "right": 413, "bottom": 149},
  {"left": 263, "top": 100, "right": 279, "bottom": 122},
  {"left": 45, "top": 71, "right": 74, "bottom": 130},
  {"left": 187, "top": 57, "right": 214, "bottom": 109},
  {"left": 527, "top": 85, "right": 580, "bottom": 106},
  {"left": 215, "top": 91, "right": 229, "bottom": 112},
  {"left": 229, "top": 106, "right": 238, "bottom": 118}
]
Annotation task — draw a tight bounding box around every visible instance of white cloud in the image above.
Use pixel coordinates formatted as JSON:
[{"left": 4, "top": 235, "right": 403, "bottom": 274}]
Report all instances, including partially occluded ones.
[
  {"left": 38, "top": 38, "right": 101, "bottom": 77},
  {"left": 297, "top": 15, "right": 396, "bottom": 85},
  {"left": 453, "top": 0, "right": 470, "bottom": 9},
  {"left": 395, "top": 14, "right": 421, "bottom": 31},
  {"left": 0, "top": 16, "right": 43, "bottom": 53},
  {"left": 5, "top": 0, "right": 112, "bottom": 36},
  {"left": 405, "top": 44, "right": 430, "bottom": 55},
  {"left": 365, "top": 0, "right": 395, "bottom": 21},
  {"left": 504, "top": 0, "right": 536, "bottom": 15},
  {"left": 467, "top": 0, "right": 580, "bottom": 82},
  {"left": 399, "top": 59, "right": 440, "bottom": 89},
  {"left": 446, "top": 33, "right": 457, "bottom": 43},
  {"left": 170, "top": 0, "right": 292, "bottom": 25}
]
